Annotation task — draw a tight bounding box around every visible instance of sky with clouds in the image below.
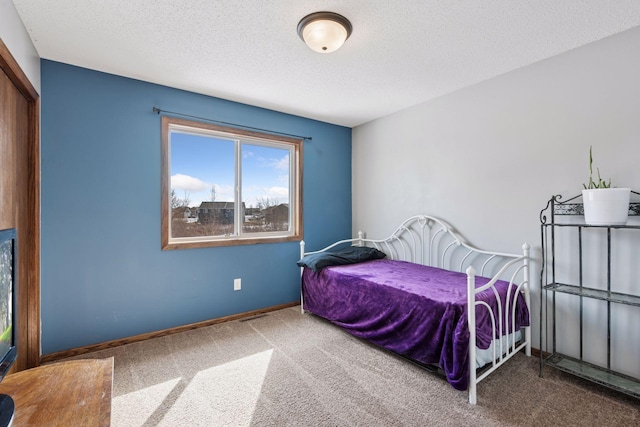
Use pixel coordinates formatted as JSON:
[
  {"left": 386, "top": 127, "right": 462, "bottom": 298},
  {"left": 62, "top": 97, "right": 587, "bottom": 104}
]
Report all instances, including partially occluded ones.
[{"left": 170, "top": 132, "right": 290, "bottom": 208}]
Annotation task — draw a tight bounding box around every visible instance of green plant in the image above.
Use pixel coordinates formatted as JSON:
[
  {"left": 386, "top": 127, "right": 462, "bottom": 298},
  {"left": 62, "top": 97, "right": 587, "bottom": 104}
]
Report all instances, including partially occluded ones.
[{"left": 583, "top": 146, "right": 611, "bottom": 189}]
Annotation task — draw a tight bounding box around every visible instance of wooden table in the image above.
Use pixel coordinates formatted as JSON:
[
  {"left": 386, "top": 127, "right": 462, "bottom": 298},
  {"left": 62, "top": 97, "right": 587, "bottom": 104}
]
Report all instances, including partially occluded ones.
[{"left": 0, "top": 358, "right": 113, "bottom": 426}]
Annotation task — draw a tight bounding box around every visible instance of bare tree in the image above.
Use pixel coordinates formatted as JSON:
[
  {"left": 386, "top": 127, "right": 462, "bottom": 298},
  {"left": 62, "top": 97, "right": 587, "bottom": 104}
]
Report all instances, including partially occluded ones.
[
  {"left": 171, "top": 189, "right": 181, "bottom": 209},
  {"left": 171, "top": 189, "right": 190, "bottom": 209},
  {"left": 256, "top": 195, "right": 279, "bottom": 210}
]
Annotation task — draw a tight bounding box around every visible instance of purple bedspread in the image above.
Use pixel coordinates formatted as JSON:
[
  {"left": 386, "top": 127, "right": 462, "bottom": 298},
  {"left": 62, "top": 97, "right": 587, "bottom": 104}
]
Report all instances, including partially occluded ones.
[{"left": 301, "top": 259, "right": 529, "bottom": 390}]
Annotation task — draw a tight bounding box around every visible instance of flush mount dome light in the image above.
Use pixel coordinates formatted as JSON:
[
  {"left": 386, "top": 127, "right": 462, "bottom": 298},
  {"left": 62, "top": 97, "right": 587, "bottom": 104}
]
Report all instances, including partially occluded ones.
[{"left": 297, "top": 11, "right": 352, "bottom": 53}]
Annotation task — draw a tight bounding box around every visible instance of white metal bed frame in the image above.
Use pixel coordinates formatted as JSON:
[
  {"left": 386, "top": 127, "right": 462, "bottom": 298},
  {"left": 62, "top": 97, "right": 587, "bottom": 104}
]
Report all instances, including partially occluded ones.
[{"left": 300, "top": 214, "right": 531, "bottom": 404}]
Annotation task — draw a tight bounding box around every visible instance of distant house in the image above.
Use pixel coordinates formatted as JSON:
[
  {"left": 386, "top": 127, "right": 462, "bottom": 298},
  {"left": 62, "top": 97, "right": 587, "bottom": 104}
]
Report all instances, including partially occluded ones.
[
  {"left": 171, "top": 206, "right": 198, "bottom": 222},
  {"left": 245, "top": 207, "right": 261, "bottom": 219},
  {"left": 262, "top": 203, "right": 289, "bottom": 225},
  {"left": 172, "top": 206, "right": 192, "bottom": 221},
  {"left": 198, "top": 201, "right": 245, "bottom": 224},
  {"left": 184, "top": 207, "right": 198, "bottom": 223}
]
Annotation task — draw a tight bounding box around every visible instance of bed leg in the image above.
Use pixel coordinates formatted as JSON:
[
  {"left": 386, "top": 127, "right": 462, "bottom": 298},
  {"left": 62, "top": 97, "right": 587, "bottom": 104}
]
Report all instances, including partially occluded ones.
[
  {"left": 300, "top": 288, "right": 306, "bottom": 314},
  {"left": 466, "top": 266, "right": 478, "bottom": 405},
  {"left": 300, "top": 240, "right": 306, "bottom": 314},
  {"left": 469, "top": 384, "right": 477, "bottom": 405},
  {"left": 523, "top": 243, "right": 532, "bottom": 357}
]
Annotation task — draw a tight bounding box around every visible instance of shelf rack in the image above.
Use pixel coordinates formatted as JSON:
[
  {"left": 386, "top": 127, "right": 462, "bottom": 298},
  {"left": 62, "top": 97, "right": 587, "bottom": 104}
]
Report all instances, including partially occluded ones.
[{"left": 539, "top": 192, "right": 640, "bottom": 399}]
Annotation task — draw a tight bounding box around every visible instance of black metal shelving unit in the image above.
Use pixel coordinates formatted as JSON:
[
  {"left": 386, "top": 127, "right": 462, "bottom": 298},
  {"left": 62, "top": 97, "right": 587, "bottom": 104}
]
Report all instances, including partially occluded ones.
[{"left": 539, "top": 192, "right": 640, "bottom": 399}]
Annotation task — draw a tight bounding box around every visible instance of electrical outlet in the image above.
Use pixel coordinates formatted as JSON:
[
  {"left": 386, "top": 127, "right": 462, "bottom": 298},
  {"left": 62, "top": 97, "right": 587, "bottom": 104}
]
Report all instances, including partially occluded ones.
[{"left": 234, "top": 278, "right": 241, "bottom": 291}]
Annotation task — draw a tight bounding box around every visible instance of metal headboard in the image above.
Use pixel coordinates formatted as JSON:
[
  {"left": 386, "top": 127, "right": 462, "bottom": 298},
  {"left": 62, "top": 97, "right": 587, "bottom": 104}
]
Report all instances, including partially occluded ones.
[{"left": 302, "top": 215, "right": 524, "bottom": 280}]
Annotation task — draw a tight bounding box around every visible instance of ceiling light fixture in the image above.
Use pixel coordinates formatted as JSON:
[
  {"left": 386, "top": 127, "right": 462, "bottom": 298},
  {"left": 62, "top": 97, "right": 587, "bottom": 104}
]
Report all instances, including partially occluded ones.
[{"left": 297, "top": 11, "right": 353, "bottom": 53}]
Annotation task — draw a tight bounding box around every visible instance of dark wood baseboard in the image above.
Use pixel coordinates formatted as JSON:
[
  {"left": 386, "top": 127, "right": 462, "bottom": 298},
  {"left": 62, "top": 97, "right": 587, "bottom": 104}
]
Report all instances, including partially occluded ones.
[{"left": 40, "top": 302, "right": 300, "bottom": 364}]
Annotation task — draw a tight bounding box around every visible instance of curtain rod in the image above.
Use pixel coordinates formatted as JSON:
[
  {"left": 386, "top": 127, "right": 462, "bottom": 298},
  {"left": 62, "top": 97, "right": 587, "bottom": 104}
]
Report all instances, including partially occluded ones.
[{"left": 152, "top": 107, "right": 312, "bottom": 141}]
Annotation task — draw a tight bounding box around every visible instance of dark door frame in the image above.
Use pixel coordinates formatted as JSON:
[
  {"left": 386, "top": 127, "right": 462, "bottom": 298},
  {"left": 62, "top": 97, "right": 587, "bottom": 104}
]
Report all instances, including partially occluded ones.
[{"left": 0, "top": 38, "right": 41, "bottom": 370}]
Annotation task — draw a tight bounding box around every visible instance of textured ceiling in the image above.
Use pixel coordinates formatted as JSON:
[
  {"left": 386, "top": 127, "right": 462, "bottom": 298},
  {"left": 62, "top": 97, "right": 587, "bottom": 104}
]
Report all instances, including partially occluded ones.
[{"left": 12, "top": 0, "right": 640, "bottom": 127}]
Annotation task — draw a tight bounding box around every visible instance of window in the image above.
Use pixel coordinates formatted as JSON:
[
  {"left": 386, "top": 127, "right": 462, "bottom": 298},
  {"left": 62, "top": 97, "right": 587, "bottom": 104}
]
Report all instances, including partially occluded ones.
[{"left": 161, "top": 116, "right": 303, "bottom": 249}]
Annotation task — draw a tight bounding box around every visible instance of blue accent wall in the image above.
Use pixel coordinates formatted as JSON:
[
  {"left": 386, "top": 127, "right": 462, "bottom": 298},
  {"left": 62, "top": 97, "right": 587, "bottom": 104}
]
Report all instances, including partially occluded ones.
[{"left": 40, "top": 60, "right": 352, "bottom": 354}]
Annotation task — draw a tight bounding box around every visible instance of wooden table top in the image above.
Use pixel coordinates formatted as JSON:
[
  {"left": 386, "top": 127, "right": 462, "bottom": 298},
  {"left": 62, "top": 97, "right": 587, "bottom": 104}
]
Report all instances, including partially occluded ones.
[{"left": 0, "top": 358, "right": 113, "bottom": 427}]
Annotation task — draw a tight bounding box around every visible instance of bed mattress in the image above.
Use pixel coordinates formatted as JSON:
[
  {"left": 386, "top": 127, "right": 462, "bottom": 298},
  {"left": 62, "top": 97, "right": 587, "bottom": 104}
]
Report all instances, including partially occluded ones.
[{"left": 301, "top": 258, "right": 530, "bottom": 390}]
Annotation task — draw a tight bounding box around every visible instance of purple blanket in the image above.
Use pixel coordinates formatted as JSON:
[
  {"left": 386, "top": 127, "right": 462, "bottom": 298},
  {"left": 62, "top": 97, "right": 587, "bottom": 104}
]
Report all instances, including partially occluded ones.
[{"left": 301, "top": 259, "right": 529, "bottom": 390}]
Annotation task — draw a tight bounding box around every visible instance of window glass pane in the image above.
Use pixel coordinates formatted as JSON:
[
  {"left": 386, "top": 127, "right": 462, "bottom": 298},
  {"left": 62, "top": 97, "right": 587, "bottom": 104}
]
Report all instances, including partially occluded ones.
[
  {"left": 241, "top": 143, "right": 290, "bottom": 234},
  {"left": 170, "top": 131, "right": 235, "bottom": 238},
  {"left": 162, "top": 116, "right": 302, "bottom": 249}
]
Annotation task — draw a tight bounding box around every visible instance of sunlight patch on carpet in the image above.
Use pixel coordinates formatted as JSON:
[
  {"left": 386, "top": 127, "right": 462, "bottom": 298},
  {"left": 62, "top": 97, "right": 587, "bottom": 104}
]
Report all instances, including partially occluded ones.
[
  {"left": 113, "top": 377, "right": 182, "bottom": 426},
  {"left": 158, "top": 349, "right": 273, "bottom": 426}
]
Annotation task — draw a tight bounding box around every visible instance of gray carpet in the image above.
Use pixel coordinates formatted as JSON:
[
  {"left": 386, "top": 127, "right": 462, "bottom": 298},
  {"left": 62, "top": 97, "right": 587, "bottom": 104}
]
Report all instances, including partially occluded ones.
[{"left": 71, "top": 307, "right": 640, "bottom": 426}]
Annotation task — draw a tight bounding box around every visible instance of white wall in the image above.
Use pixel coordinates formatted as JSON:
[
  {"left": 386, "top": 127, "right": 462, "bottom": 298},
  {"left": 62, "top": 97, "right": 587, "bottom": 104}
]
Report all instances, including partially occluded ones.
[
  {"left": 353, "top": 25, "right": 640, "bottom": 372},
  {"left": 0, "top": 0, "right": 40, "bottom": 92}
]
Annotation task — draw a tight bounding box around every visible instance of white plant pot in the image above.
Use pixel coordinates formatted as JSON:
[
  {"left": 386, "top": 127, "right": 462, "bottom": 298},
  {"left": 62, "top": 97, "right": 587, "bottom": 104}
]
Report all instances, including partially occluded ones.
[{"left": 582, "top": 188, "right": 631, "bottom": 225}]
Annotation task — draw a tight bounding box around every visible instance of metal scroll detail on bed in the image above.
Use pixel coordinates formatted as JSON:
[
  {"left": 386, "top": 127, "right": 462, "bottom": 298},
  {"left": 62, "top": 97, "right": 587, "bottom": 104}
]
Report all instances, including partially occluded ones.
[{"left": 298, "top": 215, "right": 531, "bottom": 405}]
